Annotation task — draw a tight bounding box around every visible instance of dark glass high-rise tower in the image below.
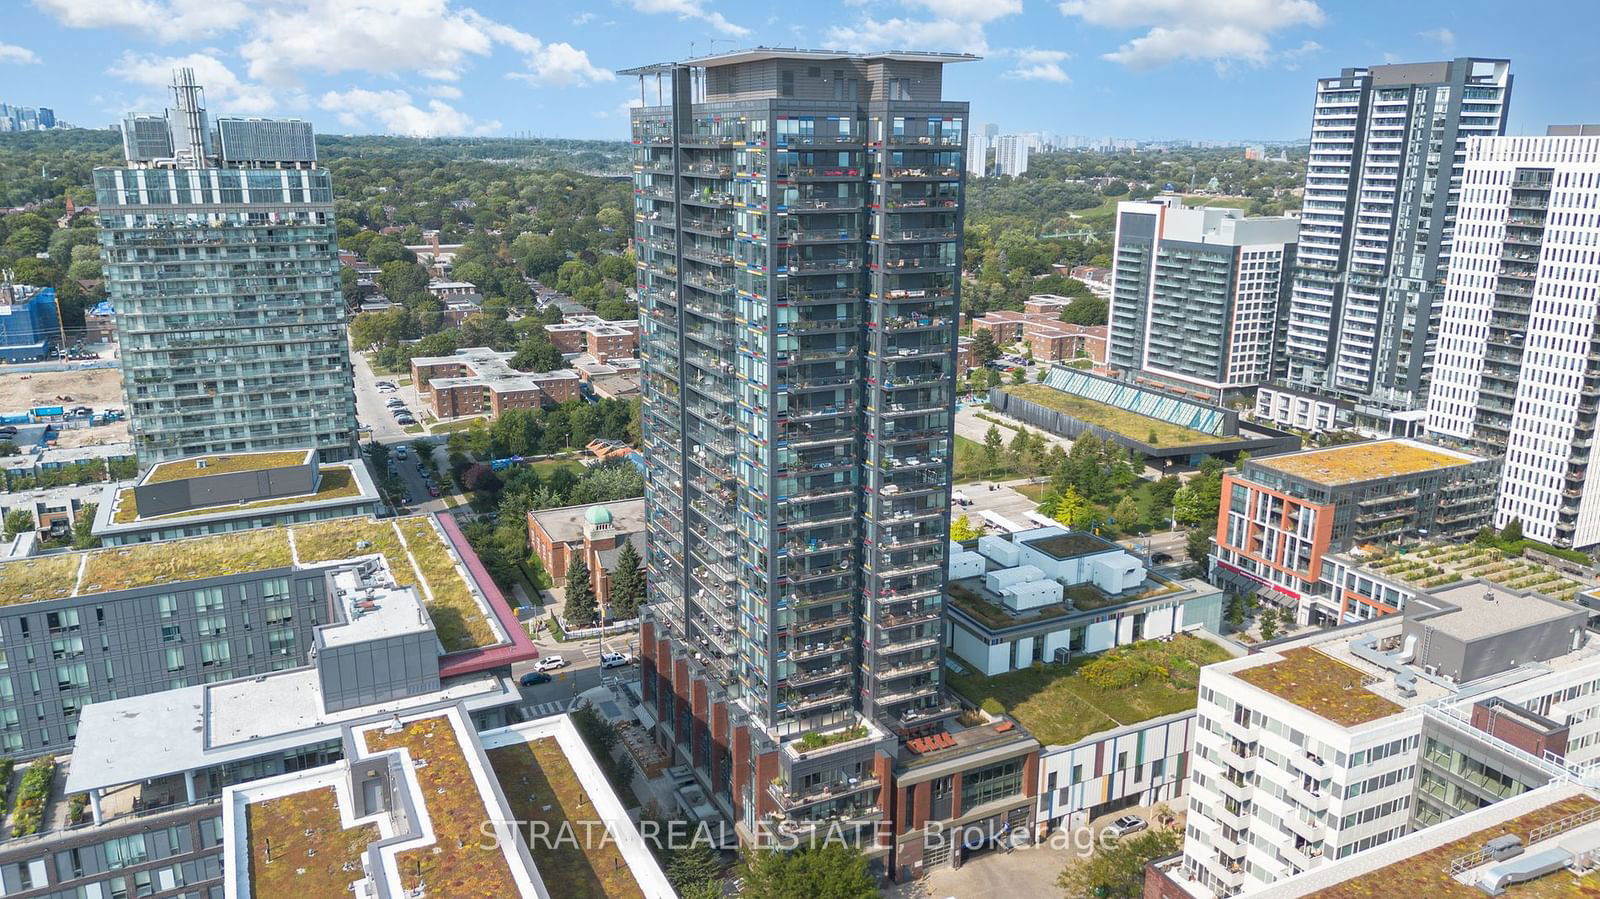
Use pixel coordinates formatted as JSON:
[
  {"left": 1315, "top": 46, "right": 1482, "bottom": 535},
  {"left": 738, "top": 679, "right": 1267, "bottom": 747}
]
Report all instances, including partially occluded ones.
[{"left": 627, "top": 49, "right": 972, "bottom": 739}]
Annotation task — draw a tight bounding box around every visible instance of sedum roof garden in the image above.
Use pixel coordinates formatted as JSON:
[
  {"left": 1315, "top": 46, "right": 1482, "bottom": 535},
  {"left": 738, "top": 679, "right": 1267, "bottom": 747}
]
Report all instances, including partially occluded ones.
[
  {"left": 141, "top": 450, "right": 313, "bottom": 484},
  {"left": 1234, "top": 647, "right": 1405, "bottom": 727},
  {"left": 1253, "top": 439, "right": 1477, "bottom": 487},
  {"left": 111, "top": 464, "right": 365, "bottom": 524}
]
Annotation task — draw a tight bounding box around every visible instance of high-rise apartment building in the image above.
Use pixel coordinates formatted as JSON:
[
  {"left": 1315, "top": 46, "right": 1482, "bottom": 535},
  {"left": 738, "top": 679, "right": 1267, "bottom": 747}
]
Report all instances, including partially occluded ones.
[
  {"left": 1106, "top": 198, "right": 1299, "bottom": 403},
  {"left": 95, "top": 70, "right": 357, "bottom": 463},
  {"left": 625, "top": 50, "right": 1042, "bottom": 877},
  {"left": 1262, "top": 58, "right": 1512, "bottom": 432},
  {"left": 994, "top": 133, "right": 1029, "bottom": 176},
  {"left": 1426, "top": 130, "right": 1600, "bottom": 548},
  {"left": 966, "top": 119, "right": 988, "bottom": 176}
]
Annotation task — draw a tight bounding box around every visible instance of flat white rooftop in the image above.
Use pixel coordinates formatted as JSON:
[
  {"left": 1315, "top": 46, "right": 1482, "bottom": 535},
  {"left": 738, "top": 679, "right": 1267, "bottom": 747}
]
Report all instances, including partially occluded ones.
[{"left": 318, "top": 563, "right": 433, "bottom": 648}]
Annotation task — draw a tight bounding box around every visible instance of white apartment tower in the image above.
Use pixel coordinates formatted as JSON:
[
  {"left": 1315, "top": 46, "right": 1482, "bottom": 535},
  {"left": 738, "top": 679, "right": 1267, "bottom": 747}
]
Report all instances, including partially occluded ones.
[
  {"left": 1426, "top": 130, "right": 1600, "bottom": 548},
  {"left": 994, "top": 133, "right": 1029, "bottom": 176},
  {"left": 966, "top": 120, "right": 988, "bottom": 176},
  {"left": 1270, "top": 58, "right": 1512, "bottom": 430}
]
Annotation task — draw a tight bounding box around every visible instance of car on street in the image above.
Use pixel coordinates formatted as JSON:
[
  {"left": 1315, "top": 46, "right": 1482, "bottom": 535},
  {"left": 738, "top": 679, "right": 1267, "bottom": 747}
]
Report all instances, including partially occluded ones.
[
  {"left": 518, "top": 671, "right": 552, "bottom": 687},
  {"left": 600, "top": 651, "right": 634, "bottom": 669},
  {"left": 395, "top": 416, "right": 416, "bottom": 426},
  {"left": 1151, "top": 552, "right": 1173, "bottom": 564},
  {"left": 394, "top": 446, "right": 408, "bottom": 459},
  {"left": 427, "top": 485, "right": 440, "bottom": 497},
  {"left": 375, "top": 380, "right": 396, "bottom": 388},
  {"left": 531, "top": 655, "right": 567, "bottom": 672},
  {"left": 377, "top": 385, "right": 396, "bottom": 393},
  {"left": 386, "top": 397, "right": 406, "bottom": 408},
  {"left": 1104, "top": 815, "right": 1147, "bottom": 839},
  {"left": 69, "top": 406, "right": 93, "bottom": 417},
  {"left": 390, "top": 408, "right": 411, "bottom": 418}
]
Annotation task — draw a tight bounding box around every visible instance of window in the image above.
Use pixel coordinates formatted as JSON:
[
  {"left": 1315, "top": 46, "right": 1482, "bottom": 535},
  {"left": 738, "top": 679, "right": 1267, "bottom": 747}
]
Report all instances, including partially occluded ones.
[
  {"left": 268, "top": 627, "right": 296, "bottom": 656},
  {"left": 266, "top": 603, "right": 293, "bottom": 625},
  {"left": 961, "top": 758, "right": 1024, "bottom": 809},
  {"left": 200, "top": 640, "right": 231, "bottom": 668},
  {"left": 55, "top": 663, "right": 88, "bottom": 691},
  {"left": 157, "top": 594, "right": 178, "bottom": 618},
  {"left": 46, "top": 609, "right": 79, "bottom": 633},
  {"left": 50, "top": 636, "right": 84, "bottom": 659},
  {"left": 780, "top": 70, "right": 795, "bottom": 98},
  {"left": 197, "top": 615, "right": 226, "bottom": 637},
  {"left": 193, "top": 587, "right": 225, "bottom": 613},
  {"left": 262, "top": 577, "right": 289, "bottom": 603},
  {"left": 104, "top": 834, "right": 149, "bottom": 869},
  {"left": 162, "top": 624, "right": 181, "bottom": 643},
  {"left": 165, "top": 648, "right": 185, "bottom": 673}
]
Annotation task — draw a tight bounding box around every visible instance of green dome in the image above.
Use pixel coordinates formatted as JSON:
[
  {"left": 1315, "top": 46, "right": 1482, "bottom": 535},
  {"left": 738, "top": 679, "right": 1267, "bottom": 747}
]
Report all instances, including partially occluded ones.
[{"left": 585, "top": 504, "right": 613, "bottom": 526}]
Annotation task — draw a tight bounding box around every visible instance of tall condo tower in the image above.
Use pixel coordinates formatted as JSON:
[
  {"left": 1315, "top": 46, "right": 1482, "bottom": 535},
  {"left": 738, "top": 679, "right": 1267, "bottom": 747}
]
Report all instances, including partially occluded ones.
[
  {"left": 624, "top": 49, "right": 992, "bottom": 846},
  {"left": 1261, "top": 58, "right": 1512, "bottom": 432},
  {"left": 95, "top": 69, "right": 356, "bottom": 464},
  {"left": 1427, "top": 129, "right": 1600, "bottom": 548}
]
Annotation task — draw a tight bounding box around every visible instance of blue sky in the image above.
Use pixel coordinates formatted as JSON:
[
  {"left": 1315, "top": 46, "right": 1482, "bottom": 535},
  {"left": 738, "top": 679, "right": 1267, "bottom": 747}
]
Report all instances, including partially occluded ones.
[{"left": 3, "top": 0, "right": 1596, "bottom": 142}]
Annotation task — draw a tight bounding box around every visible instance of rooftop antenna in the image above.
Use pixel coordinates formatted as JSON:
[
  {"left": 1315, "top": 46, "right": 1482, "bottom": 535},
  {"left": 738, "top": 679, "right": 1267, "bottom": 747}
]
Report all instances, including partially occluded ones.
[{"left": 171, "top": 67, "right": 208, "bottom": 170}]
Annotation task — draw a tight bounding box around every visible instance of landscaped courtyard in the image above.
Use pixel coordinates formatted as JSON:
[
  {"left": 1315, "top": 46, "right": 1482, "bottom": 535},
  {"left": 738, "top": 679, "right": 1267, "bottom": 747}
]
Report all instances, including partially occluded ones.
[
  {"left": 948, "top": 635, "right": 1234, "bottom": 745},
  {"left": 1359, "top": 541, "right": 1589, "bottom": 601}
]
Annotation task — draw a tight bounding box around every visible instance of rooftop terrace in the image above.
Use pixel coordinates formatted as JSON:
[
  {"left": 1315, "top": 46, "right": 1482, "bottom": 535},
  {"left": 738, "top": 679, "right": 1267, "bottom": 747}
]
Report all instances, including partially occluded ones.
[
  {"left": 1349, "top": 541, "right": 1590, "bottom": 600},
  {"left": 141, "top": 450, "right": 312, "bottom": 484},
  {"left": 1252, "top": 438, "right": 1477, "bottom": 487},
  {"left": 948, "top": 634, "right": 1234, "bottom": 746},
  {"left": 1233, "top": 646, "right": 1405, "bottom": 727}
]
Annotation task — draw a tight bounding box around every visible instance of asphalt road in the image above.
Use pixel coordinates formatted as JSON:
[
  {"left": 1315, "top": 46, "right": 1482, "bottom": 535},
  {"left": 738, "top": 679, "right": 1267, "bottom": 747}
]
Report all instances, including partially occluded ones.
[
  {"left": 350, "top": 345, "right": 455, "bottom": 514},
  {"left": 510, "top": 635, "right": 642, "bottom": 716}
]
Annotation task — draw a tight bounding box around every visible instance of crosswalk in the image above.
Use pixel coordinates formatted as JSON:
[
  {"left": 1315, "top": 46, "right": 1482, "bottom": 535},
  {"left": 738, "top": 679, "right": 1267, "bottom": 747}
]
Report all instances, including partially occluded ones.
[{"left": 523, "top": 700, "right": 569, "bottom": 719}]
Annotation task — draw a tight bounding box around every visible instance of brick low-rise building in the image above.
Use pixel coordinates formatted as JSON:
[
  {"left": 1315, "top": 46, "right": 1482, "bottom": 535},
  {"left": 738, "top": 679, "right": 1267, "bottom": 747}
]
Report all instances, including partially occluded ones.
[
  {"left": 526, "top": 499, "right": 645, "bottom": 610},
  {"left": 970, "top": 310, "right": 1107, "bottom": 363},
  {"left": 411, "top": 347, "right": 581, "bottom": 420},
  {"left": 545, "top": 315, "right": 641, "bottom": 362}
]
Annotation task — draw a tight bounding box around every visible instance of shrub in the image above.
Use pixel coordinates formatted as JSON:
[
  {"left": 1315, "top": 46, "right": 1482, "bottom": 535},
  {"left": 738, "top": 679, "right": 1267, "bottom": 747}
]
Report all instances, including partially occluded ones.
[
  {"left": 979, "top": 698, "right": 1005, "bottom": 716},
  {"left": 10, "top": 756, "right": 55, "bottom": 837}
]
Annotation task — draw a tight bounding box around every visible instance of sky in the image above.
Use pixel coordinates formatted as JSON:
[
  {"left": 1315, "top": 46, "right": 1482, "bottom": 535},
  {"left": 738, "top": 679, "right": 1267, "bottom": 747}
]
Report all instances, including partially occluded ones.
[{"left": 3, "top": 0, "right": 1597, "bottom": 142}]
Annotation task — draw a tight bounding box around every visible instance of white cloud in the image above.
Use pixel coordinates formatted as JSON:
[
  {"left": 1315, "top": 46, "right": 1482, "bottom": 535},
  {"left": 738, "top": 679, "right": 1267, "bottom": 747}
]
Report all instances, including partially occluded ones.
[
  {"left": 319, "top": 87, "right": 499, "bottom": 136},
  {"left": 1419, "top": 27, "right": 1456, "bottom": 49},
  {"left": 628, "top": 0, "right": 751, "bottom": 38},
  {"left": 905, "top": 0, "right": 1021, "bottom": 24},
  {"left": 1003, "top": 48, "right": 1071, "bottom": 82},
  {"left": 0, "top": 43, "right": 40, "bottom": 64},
  {"left": 427, "top": 84, "right": 463, "bottom": 99},
  {"left": 32, "top": 0, "right": 248, "bottom": 40},
  {"left": 572, "top": 12, "right": 597, "bottom": 25},
  {"left": 508, "top": 42, "right": 615, "bottom": 86},
  {"left": 826, "top": 17, "right": 990, "bottom": 55},
  {"left": 107, "top": 51, "right": 290, "bottom": 114},
  {"left": 1059, "top": 0, "right": 1325, "bottom": 70}
]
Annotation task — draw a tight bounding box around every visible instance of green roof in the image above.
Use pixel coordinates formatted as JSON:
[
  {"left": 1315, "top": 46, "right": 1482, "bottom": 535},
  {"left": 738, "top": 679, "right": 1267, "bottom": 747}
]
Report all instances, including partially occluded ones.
[
  {"left": 112, "top": 465, "right": 365, "bottom": 524},
  {"left": 142, "top": 450, "right": 313, "bottom": 484}
]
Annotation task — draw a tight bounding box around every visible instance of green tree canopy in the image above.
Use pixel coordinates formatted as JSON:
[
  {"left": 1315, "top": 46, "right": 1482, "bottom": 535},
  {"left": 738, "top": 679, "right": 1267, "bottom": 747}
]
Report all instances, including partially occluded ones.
[{"left": 738, "top": 841, "right": 876, "bottom": 899}]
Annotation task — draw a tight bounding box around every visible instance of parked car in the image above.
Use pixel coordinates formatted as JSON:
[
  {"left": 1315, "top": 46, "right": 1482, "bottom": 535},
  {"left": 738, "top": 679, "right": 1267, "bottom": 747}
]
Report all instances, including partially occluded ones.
[
  {"left": 0, "top": 427, "right": 17, "bottom": 438},
  {"left": 377, "top": 384, "right": 397, "bottom": 393},
  {"left": 386, "top": 397, "right": 406, "bottom": 408},
  {"left": 394, "top": 446, "right": 408, "bottom": 459},
  {"left": 518, "top": 671, "right": 552, "bottom": 687},
  {"left": 69, "top": 406, "right": 92, "bottom": 417},
  {"left": 531, "top": 655, "right": 567, "bottom": 672},
  {"left": 1105, "top": 815, "right": 1147, "bottom": 839},
  {"left": 390, "top": 408, "right": 411, "bottom": 418},
  {"left": 1151, "top": 552, "right": 1173, "bottom": 564},
  {"left": 375, "top": 380, "right": 396, "bottom": 389},
  {"left": 427, "top": 485, "right": 440, "bottom": 497},
  {"left": 395, "top": 417, "right": 416, "bottom": 426},
  {"left": 600, "top": 651, "right": 635, "bottom": 669}
]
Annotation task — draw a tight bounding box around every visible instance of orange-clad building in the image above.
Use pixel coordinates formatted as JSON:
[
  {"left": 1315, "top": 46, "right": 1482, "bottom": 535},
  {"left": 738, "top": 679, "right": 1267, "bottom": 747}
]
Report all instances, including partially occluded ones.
[{"left": 1211, "top": 439, "right": 1497, "bottom": 624}]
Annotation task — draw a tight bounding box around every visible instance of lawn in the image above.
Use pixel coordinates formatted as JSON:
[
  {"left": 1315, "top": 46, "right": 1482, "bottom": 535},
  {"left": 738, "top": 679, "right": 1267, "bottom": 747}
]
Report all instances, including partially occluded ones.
[
  {"left": 428, "top": 417, "right": 489, "bottom": 434},
  {"left": 947, "top": 635, "right": 1233, "bottom": 746},
  {"left": 1014, "top": 481, "right": 1049, "bottom": 502},
  {"left": 246, "top": 786, "right": 379, "bottom": 898},
  {"left": 487, "top": 737, "right": 646, "bottom": 899},
  {"left": 955, "top": 434, "right": 1027, "bottom": 482},
  {"left": 1002, "top": 384, "right": 1217, "bottom": 448},
  {"left": 527, "top": 456, "right": 589, "bottom": 479}
]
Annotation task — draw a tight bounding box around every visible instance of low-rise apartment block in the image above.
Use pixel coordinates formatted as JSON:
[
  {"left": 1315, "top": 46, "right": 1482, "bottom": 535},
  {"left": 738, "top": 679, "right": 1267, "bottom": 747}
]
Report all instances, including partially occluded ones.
[
  {"left": 410, "top": 347, "right": 581, "bottom": 420},
  {"left": 544, "top": 315, "right": 641, "bottom": 362},
  {"left": 1212, "top": 439, "right": 1498, "bottom": 620},
  {"left": 89, "top": 448, "right": 383, "bottom": 546},
  {"left": 969, "top": 311, "right": 1108, "bottom": 364}
]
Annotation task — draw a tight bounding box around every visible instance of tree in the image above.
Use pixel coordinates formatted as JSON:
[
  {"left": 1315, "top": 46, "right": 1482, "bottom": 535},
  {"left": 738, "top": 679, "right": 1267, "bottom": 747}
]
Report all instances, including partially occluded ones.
[
  {"left": 739, "top": 841, "right": 876, "bottom": 899},
  {"left": 2, "top": 509, "right": 34, "bottom": 539},
  {"left": 1058, "top": 294, "right": 1109, "bottom": 326},
  {"left": 1007, "top": 426, "right": 1034, "bottom": 472},
  {"left": 1501, "top": 517, "right": 1524, "bottom": 544},
  {"left": 564, "top": 555, "right": 598, "bottom": 628},
  {"left": 666, "top": 840, "right": 723, "bottom": 898},
  {"left": 1173, "top": 468, "right": 1223, "bottom": 527},
  {"left": 608, "top": 541, "right": 645, "bottom": 619},
  {"left": 462, "top": 463, "right": 502, "bottom": 494},
  {"left": 950, "top": 514, "right": 985, "bottom": 542},
  {"left": 1053, "top": 485, "right": 1091, "bottom": 529},
  {"left": 71, "top": 504, "right": 99, "bottom": 550},
  {"left": 1010, "top": 366, "right": 1026, "bottom": 384},
  {"left": 1112, "top": 496, "right": 1139, "bottom": 534},
  {"left": 1186, "top": 528, "right": 1213, "bottom": 566},
  {"left": 0, "top": 441, "right": 19, "bottom": 457},
  {"left": 968, "top": 328, "right": 1000, "bottom": 365},
  {"left": 1260, "top": 610, "right": 1279, "bottom": 640},
  {"left": 1056, "top": 827, "right": 1181, "bottom": 899},
  {"left": 982, "top": 425, "right": 1006, "bottom": 475}
]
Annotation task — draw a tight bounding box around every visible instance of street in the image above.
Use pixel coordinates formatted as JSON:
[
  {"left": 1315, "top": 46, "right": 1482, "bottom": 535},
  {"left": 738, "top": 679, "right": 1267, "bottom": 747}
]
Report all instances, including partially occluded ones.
[{"left": 510, "top": 632, "right": 641, "bottom": 718}]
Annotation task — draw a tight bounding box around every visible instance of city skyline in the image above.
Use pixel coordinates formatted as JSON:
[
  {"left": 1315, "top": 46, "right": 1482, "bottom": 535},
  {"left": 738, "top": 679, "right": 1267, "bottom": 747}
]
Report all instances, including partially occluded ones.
[{"left": 1, "top": 1, "right": 1595, "bottom": 142}]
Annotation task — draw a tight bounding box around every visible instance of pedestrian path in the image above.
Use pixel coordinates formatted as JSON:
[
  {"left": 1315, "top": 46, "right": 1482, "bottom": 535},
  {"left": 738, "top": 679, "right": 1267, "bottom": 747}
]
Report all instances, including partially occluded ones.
[{"left": 523, "top": 699, "right": 570, "bottom": 719}]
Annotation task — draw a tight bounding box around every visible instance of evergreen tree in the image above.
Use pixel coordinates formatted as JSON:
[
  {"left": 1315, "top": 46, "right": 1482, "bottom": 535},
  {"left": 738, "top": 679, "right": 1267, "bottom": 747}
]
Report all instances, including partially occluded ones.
[
  {"left": 71, "top": 504, "right": 99, "bottom": 550},
  {"left": 739, "top": 841, "right": 876, "bottom": 899},
  {"left": 968, "top": 328, "right": 1000, "bottom": 365},
  {"left": 608, "top": 541, "right": 645, "bottom": 619},
  {"left": 564, "top": 555, "right": 598, "bottom": 628},
  {"left": 666, "top": 841, "right": 723, "bottom": 897}
]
